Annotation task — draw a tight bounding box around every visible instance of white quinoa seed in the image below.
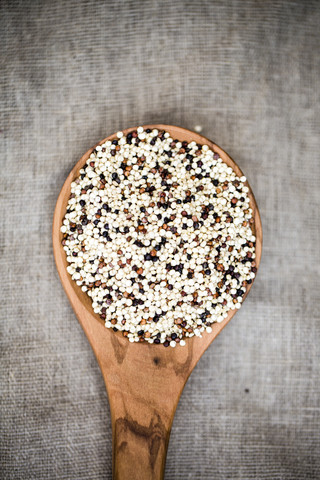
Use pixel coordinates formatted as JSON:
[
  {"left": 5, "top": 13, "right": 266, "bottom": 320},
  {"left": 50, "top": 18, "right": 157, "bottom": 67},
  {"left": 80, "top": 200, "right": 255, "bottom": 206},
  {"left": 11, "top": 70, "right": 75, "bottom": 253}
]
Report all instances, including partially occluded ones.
[{"left": 61, "top": 127, "right": 256, "bottom": 347}]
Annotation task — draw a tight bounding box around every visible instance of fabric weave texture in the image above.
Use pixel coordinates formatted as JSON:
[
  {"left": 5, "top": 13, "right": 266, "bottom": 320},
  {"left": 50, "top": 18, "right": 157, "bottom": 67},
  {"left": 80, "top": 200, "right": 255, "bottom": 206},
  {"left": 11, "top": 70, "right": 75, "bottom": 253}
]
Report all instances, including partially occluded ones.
[{"left": 1, "top": 1, "right": 319, "bottom": 479}]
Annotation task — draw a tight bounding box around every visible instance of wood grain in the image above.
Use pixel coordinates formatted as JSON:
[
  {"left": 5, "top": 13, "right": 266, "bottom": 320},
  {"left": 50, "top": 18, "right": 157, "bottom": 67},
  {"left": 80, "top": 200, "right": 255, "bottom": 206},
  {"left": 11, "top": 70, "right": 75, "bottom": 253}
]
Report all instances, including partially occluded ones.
[{"left": 52, "top": 125, "right": 262, "bottom": 480}]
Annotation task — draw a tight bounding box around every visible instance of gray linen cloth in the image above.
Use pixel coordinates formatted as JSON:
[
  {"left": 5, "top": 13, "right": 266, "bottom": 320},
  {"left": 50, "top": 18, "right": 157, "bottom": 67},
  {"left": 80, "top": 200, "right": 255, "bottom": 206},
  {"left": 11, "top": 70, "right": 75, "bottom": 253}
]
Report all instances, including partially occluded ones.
[{"left": 1, "top": 1, "right": 319, "bottom": 478}]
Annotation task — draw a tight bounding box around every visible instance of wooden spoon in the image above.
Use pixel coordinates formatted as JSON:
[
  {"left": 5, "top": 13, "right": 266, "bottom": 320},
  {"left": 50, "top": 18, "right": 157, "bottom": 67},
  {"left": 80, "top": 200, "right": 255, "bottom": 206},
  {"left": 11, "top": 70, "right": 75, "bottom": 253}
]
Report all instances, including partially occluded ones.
[{"left": 53, "top": 125, "right": 262, "bottom": 480}]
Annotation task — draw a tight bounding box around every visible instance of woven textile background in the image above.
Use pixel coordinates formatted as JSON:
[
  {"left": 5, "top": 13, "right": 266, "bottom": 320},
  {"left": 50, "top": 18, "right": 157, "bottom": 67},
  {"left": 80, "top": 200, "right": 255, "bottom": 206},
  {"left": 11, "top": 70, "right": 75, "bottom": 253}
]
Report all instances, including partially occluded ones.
[{"left": 1, "top": 1, "right": 319, "bottom": 479}]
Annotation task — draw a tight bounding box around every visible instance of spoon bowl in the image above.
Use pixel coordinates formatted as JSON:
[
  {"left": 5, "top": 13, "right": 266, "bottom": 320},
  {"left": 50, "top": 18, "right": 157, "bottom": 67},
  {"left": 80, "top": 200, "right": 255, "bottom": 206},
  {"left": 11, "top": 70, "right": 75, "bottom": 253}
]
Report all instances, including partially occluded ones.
[{"left": 53, "top": 125, "right": 262, "bottom": 480}]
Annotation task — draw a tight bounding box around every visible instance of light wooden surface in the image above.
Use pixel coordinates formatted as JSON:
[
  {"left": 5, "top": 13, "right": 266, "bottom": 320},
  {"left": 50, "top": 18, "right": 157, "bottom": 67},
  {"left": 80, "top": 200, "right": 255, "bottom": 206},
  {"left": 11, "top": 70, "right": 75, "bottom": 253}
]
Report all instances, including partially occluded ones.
[{"left": 52, "top": 125, "right": 262, "bottom": 480}]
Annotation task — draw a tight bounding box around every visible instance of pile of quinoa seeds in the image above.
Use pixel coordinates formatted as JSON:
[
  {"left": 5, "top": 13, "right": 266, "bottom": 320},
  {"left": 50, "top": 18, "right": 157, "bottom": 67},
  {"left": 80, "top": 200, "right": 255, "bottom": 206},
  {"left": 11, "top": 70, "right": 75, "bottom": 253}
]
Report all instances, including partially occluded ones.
[{"left": 61, "top": 127, "right": 257, "bottom": 347}]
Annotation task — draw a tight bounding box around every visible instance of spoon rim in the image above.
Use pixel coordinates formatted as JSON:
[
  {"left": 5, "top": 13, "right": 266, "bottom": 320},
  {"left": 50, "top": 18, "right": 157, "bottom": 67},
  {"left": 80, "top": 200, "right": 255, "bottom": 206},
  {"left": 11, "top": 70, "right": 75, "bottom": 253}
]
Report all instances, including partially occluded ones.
[{"left": 53, "top": 124, "right": 262, "bottom": 352}]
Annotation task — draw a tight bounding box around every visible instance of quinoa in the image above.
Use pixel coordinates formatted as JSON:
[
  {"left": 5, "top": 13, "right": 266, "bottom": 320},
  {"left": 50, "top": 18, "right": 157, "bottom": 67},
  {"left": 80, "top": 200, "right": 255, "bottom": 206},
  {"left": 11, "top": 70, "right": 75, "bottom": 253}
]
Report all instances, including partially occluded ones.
[{"left": 61, "top": 127, "right": 256, "bottom": 347}]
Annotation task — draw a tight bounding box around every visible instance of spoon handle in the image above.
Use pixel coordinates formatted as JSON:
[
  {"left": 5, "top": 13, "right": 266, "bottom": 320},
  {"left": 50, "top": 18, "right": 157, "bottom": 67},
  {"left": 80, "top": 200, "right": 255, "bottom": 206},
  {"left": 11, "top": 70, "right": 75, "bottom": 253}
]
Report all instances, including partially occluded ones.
[
  {"left": 109, "top": 388, "right": 174, "bottom": 480},
  {"left": 97, "top": 342, "right": 188, "bottom": 480},
  {"left": 77, "top": 310, "right": 187, "bottom": 480}
]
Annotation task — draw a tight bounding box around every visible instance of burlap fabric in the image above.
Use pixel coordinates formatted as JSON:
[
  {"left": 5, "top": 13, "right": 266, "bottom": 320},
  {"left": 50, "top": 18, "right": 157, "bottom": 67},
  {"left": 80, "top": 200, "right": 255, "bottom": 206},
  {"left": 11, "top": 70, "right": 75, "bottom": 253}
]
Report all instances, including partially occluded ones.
[{"left": 1, "top": 1, "right": 319, "bottom": 478}]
